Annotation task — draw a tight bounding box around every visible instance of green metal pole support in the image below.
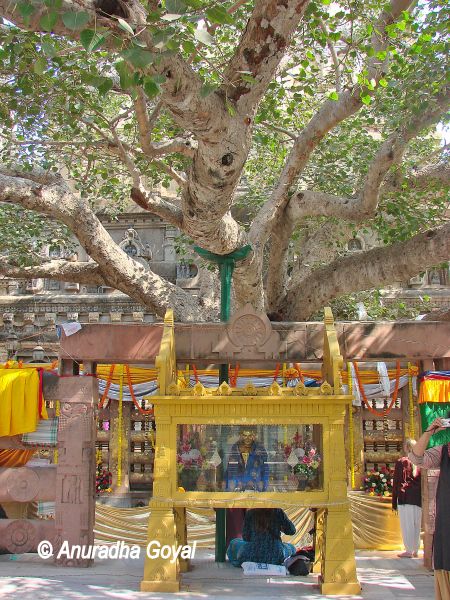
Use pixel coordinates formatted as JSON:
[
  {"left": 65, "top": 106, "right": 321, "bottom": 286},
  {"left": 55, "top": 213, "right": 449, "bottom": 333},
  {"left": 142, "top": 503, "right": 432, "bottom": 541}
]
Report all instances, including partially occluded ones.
[{"left": 194, "top": 244, "right": 252, "bottom": 562}]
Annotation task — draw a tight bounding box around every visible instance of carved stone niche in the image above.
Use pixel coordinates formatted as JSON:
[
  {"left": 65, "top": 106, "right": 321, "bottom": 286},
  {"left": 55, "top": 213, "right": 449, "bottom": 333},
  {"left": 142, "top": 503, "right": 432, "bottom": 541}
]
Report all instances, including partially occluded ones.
[
  {"left": 110, "top": 312, "right": 122, "bottom": 323},
  {"left": 133, "top": 311, "right": 144, "bottom": 322},
  {"left": 67, "top": 312, "right": 79, "bottom": 322},
  {"left": 65, "top": 282, "right": 80, "bottom": 292},
  {"left": 211, "top": 303, "right": 281, "bottom": 359},
  {"left": 45, "top": 313, "right": 57, "bottom": 324},
  {"left": 26, "top": 278, "right": 44, "bottom": 294},
  {"left": 2, "top": 312, "right": 14, "bottom": 324},
  {"left": 23, "top": 313, "right": 35, "bottom": 325},
  {"left": 88, "top": 312, "right": 100, "bottom": 323}
]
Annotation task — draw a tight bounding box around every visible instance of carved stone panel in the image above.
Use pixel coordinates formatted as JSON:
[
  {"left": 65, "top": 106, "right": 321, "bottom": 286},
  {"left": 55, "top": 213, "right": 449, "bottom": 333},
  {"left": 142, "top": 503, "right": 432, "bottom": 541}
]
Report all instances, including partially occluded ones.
[
  {"left": 4, "top": 520, "right": 37, "bottom": 553},
  {"left": 6, "top": 468, "right": 40, "bottom": 502},
  {"left": 54, "top": 380, "right": 97, "bottom": 567},
  {"left": 211, "top": 304, "right": 281, "bottom": 359}
]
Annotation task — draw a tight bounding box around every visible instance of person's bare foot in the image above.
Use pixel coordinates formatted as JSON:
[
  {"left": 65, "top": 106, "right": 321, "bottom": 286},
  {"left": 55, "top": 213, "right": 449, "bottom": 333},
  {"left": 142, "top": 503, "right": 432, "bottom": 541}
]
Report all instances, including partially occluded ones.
[
  {"left": 397, "top": 552, "right": 413, "bottom": 558},
  {"left": 412, "top": 552, "right": 419, "bottom": 557}
]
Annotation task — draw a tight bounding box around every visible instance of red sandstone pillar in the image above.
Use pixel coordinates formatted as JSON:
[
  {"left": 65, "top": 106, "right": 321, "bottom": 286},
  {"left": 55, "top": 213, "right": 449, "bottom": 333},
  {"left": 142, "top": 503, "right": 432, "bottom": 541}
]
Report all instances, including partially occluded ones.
[{"left": 54, "top": 376, "right": 98, "bottom": 567}]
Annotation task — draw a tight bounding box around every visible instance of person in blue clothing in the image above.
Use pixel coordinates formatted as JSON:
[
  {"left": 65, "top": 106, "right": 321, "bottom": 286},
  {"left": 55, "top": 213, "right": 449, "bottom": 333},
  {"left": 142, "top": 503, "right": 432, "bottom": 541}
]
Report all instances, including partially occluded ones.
[
  {"left": 226, "top": 428, "right": 269, "bottom": 491},
  {"left": 227, "top": 508, "right": 296, "bottom": 566},
  {"left": 225, "top": 428, "right": 270, "bottom": 546}
]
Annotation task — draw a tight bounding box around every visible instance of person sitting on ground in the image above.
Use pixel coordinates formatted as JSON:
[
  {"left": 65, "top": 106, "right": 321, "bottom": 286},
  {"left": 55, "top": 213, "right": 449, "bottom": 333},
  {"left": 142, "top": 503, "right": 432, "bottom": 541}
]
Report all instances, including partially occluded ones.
[
  {"left": 226, "top": 508, "right": 296, "bottom": 567},
  {"left": 392, "top": 439, "right": 422, "bottom": 558}
]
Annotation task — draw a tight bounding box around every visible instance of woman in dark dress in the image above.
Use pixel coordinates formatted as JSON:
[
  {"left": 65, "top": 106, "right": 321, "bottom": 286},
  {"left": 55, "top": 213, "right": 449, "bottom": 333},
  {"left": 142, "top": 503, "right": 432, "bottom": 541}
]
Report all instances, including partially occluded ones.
[
  {"left": 409, "top": 417, "right": 450, "bottom": 600},
  {"left": 226, "top": 508, "right": 296, "bottom": 567},
  {"left": 392, "top": 439, "right": 422, "bottom": 558}
]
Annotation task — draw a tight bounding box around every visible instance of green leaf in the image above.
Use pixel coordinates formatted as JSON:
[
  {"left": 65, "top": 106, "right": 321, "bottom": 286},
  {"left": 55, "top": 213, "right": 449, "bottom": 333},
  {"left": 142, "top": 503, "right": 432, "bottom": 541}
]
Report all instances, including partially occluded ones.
[
  {"left": 41, "top": 41, "right": 57, "bottom": 57},
  {"left": 118, "top": 18, "right": 134, "bottom": 35},
  {"left": 33, "top": 56, "right": 47, "bottom": 75},
  {"left": 40, "top": 12, "right": 58, "bottom": 32},
  {"left": 44, "top": 0, "right": 62, "bottom": 7},
  {"left": 200, "top": 82, "right": 218, "bottom": 97},
  {"left": 153, "top": 28, "right": 175, "bottom": 49},
  {"left": 143, "top": 76, "right": 162, "bottom": 98},
  {"left": 205, "top": 6, "right": 234, "bottom": 25},
  {"left": 395, "top": 20, "right": 406, "bottom": 31},
  {"left": 225, "top": 100, "right": 236, "bottom": 116},
  {"left": 97, "top": 78, "right": 113, "bottom": 96},
  {"left": 165, "top": 0, "right": 187, "bottom": 14},
  {"left": 152, "top": 74, "right": 167, "bottom": 84},
  {"left": 328, "top": 91, "right": 339, "bottom": 101},
  {"left": 62, "top": 11, "right": 90, "bottom": 30},
  {"left": 379, "top": 78, "right": 388, "bottom": 87},
  {"left": 194, "top": 28, "right": 214, "bottom": 46},
  {"left": 80, "top": 29, "right": 106, "bottom": 52},
  {"left": 121, "top": 48, "right": 155, "bottom": 69},
  {"left": 18, "top": 2, "right": 34, "bottom": 26},
  {"left": 115, "top": 60, "right": 134, "bottom": 90},
  {"left": 240, "top": 73, "right": 257, "bottom": 85},
  {"left": 182, "top": 40, "right": 196, "bottom": 54},
  {"left": 161, "top": 14, "right": 182, "bottom": 21},
  {"left": 361, "top": 93, "right": 371, "bottom": 105}
]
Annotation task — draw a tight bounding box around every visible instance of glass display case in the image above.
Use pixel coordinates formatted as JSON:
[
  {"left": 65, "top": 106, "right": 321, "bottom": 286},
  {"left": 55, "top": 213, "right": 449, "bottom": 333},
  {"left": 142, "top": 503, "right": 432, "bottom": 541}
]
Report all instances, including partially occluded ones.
[{"left": 176, "top": 424, "right": 323, "bottom": 493}]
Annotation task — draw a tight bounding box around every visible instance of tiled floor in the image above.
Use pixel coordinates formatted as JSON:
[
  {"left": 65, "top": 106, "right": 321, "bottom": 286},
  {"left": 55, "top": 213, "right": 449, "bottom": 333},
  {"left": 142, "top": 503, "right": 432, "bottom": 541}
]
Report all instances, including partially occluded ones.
[{"left": 0, "top": 549, "right": 434, "bottom": 599}]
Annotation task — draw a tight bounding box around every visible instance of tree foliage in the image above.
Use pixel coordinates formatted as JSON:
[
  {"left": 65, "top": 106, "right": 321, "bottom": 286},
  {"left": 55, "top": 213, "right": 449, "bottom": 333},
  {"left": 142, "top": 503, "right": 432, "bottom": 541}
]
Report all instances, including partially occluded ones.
[{"left": 0, "top": 0, "right": 448, "bottom": 321}]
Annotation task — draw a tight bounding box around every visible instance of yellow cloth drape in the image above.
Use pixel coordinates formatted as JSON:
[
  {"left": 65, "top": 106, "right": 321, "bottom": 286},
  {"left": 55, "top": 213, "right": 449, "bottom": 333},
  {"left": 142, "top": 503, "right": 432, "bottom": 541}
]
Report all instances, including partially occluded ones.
[
  {"left": 349, "top": 491, "right": 402, "bottom": 550},
  {"left": 0, "top": 448, "right": 34, "bottom": 467},
  {"left": 4, "top": 361, "right": 414, "bottom": 387},
  {"left": 94, "top": 493, "right": 402, "bottom": 550},
  {"left": 0, "top": 369, "right": 47, "bottom": 436},
  {"left": 94, "top": 504, "right": 314, "bottom": 547},
  {"left": 419, "top": 380, "right": 450, "bottom": 404}
]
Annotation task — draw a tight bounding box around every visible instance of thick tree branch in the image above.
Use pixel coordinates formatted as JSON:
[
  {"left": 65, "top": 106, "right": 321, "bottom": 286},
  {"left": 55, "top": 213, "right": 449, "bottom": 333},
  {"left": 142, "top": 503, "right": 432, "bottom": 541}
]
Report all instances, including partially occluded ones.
[
  {"left": 130, "top": 186, "right": 183, "bottom": 227},
  {"left": 267, "top": 220, "right": 353, "bottom": 312},
  {"left": 134, "top": 88, "right": 155, "bottom": 156},
  {"left": 259, "top": 121, "right": 297, "bottom": 140},
  {"left": 0, "top": 260, "right": 105, "bottom": 285},
  {"left": 265, "top": 213, "right": 294, "bottom": 312},
  {"left": 222, "top": 0, "right": 310, "bottom": 110},
  {"left": 281, "top": 222, "right": 450, "bottom": 320},
  {"left": 0, "top": 0, "right": 227, "bottom": 138},
  {"left": 134, "top": 91, "right": 194, "bottom": 159},
  {"left": 249, "top": 0, "right": 414, "bottom": 249},
  {"left": 287, "top": 91, "right": 449, "bottom": 222},
  {"left": 0, "top": 168, "right": 208, "bottom": 321},
  {"left": 384, "top": 162, "right": 450, "bottom": 193},
  {"left": 151, "top": 139, "right": 196, "bottom": 159}
]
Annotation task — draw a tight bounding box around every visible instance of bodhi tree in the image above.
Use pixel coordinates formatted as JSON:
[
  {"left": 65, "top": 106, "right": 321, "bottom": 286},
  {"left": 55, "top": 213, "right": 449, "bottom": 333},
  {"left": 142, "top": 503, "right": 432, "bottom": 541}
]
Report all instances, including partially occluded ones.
[{"left": 0, "top": 0, "right": 448, "bottom": 321}]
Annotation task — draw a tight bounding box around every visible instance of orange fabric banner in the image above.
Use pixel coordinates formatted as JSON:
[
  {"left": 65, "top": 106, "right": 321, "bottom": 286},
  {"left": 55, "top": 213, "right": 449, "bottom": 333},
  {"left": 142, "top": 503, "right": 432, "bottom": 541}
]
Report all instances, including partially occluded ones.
[
  {"left": 419, "top": 380, "right": 450, "bottom": 404},
  {"left": 0, "top": 449, "right": 34, "bottom": 468}
]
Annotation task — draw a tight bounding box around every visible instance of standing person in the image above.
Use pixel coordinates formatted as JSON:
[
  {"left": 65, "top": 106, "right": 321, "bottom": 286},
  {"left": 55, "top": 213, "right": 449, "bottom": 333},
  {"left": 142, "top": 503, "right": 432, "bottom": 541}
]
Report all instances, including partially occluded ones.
[
  {"left": 392, "top": 439, "right": 422, "bottom": 558},
  {"left": 226, "top": 508, "right": 296, "bottom": 567},
  {"left": 409, "top": 417, "right": 450, "bottom": 600}
]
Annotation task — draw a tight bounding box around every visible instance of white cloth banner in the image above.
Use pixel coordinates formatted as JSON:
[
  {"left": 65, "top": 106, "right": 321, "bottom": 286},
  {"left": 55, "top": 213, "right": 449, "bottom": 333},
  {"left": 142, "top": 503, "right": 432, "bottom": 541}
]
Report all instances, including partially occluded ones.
[
  {"left": 343, "top": 375, "right": 408, "bottom": 404},
  {"left": 377, "top": 362, "right": 391, "bottom": 397}
]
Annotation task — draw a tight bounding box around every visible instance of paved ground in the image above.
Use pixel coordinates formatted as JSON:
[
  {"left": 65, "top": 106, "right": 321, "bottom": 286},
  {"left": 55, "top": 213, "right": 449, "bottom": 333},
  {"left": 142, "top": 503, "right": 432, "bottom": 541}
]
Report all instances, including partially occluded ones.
[{"left": 0, "top": 549, "right": 434, "bottom": 599}]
